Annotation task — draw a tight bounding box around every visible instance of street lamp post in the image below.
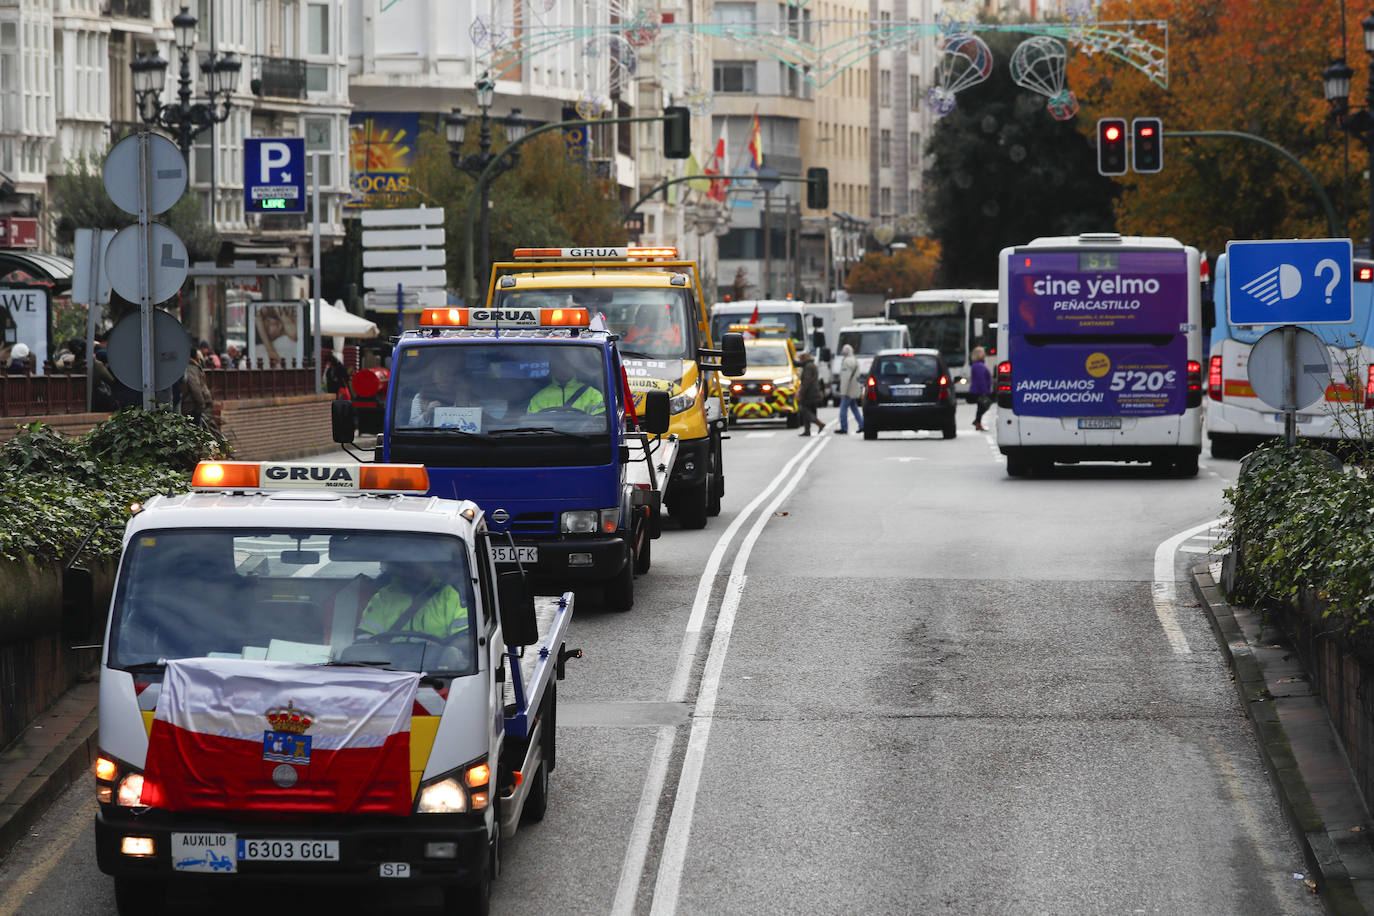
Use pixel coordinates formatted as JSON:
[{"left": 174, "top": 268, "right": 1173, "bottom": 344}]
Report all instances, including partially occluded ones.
[
  {"left": 1323, "top": 12, "right": 1374, "bottom": 252},
  {"left": 129, "top": 6, "right": 240, "bottom": 159},
  {"left": 447, "top": 74, "right": 527, "bottom": 300}
]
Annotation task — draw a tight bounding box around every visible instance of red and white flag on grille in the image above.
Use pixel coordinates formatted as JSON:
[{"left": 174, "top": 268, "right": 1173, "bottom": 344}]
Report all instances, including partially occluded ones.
[{"left": 141, "top": 658, "right": 420, "bottom": 815}]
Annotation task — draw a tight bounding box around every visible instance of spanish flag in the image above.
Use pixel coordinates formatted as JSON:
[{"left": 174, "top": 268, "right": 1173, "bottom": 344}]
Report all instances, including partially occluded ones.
[{"left": 747, "top": 111, "right": 763, "bottom": 170}]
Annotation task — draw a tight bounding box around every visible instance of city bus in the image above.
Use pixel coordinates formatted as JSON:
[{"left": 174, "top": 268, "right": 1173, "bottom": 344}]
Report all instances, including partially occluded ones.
[
  {"left": 885, "top": 288, "right": 998, "bottom": 396},
  {"left": 996, "top": 233, "right": 1203, "bottom": 477},
  {"left": 1206, "top": 253, "right": 1374, "bottom": 459}
]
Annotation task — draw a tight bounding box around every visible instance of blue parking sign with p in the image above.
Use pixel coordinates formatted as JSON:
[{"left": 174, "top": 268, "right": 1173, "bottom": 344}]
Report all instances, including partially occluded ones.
[{"left": 245, "top": 138, "right": 306, "bottom": 213}]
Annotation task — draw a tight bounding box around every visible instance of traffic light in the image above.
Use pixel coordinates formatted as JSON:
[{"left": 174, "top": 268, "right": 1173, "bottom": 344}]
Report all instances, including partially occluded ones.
[
  {"left": 1096, "top": 117, "right": 1127, "bottom": 176},
  {"left": 1132, "top": 117, "right": 1163, "bottom": 173},
  {"left": 806, "top": 166, "right": 829, "bottom": 210},
  {"left": 663, "top": 106, "right": 690, "bottom": 159}
]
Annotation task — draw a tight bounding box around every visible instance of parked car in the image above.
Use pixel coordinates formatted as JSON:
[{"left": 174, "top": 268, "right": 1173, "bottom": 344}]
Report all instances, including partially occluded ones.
[{"left": 862, "top": 348, "right": 957, "bottom": 440}]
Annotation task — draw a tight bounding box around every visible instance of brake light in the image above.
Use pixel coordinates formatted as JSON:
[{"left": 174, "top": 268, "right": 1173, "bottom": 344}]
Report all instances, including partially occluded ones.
[
  {"left": 1186, "top": 360, "right": 1202, "bottom": 392},
  {"left": 1208, "top": 355, "right": 1223, "bottom": 402},
  {"left": 995, "top": 361, "right": 1011, "bottom": 394},
  {"left": 866, "top": 375, "right": 877, "bottom": 402},
  {"left": 937, "top": 374, "right": 949, "bottom": 401},
  {"left": 1366, "top": 365, "right": 1374, "bottom": 409}
]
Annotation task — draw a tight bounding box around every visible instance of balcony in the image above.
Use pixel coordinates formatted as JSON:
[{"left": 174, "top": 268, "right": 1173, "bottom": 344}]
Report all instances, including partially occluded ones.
[
  {"left": 105, "top": 0, "right": 152, "bottom": 17},
  {"left": 251, "top": 55, "right": 307, "bottom": 101}
]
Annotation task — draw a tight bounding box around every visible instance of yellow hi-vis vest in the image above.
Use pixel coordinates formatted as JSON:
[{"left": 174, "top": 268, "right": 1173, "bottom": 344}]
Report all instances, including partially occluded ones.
[
  {"left": 527, "top": 380, "right": 606, "bottom": 414},
  {"left": 358, "top": 577, "right": 470, "bottom": 638}
]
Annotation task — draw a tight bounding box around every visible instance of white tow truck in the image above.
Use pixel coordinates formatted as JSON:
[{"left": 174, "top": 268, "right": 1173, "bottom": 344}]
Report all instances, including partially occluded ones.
[{"left": 72, "top": 460, "right": 577, "bottom": 916}]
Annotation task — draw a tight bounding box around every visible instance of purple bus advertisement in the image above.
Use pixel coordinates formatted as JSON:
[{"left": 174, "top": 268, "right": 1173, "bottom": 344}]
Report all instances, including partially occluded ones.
[{"left": 1005, "top": 248, "right": 1192, "bottom": 418}]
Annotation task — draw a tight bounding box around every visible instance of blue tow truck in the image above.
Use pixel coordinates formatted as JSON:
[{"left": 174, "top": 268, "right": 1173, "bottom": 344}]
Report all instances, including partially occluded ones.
[{"left": 330, "top": 305, "right": 675, "bottom": 611}]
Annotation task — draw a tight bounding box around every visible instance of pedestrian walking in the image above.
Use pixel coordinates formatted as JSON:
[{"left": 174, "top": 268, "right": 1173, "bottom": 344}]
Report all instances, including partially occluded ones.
[
  {"left": 834, "top": 343, "right": 864, "bottom": 434},
  {"left": 323, "top": 354, "right": 351, "bottom": 397},
  {"left": 969, "top": 346, "right": 993, "bottom": 431},
  {"left": 797, "top": 351, "right": 825, "bottom": 436},
  {"left": 181, "top": 352, "right": 214, "bottom": 426}
]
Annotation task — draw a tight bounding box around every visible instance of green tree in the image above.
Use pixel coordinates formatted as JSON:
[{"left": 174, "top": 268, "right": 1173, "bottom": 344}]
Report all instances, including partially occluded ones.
[
  {"left": 924, "top": 31, "right": 1118, "bottom": 287},
  {"left": 1070, "top": 0, "right": 1356, "bottom": 252},
  {"left": 402, "top": 126, "right": 626, "bottom": 296}
]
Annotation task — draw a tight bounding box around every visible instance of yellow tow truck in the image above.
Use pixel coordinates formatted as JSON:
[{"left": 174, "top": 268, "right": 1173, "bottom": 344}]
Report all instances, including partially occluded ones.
[
  {"left": 726, "top": 325, "right": 802, "bottom": 427},
  {"left": 487, "top": 247, "right": 745, "bottom": 530}
]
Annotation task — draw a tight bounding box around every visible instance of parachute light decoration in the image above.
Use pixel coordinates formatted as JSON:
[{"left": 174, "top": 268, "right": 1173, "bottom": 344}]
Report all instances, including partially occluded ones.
[
  {"left": 1010, "top": 36, "right": 1079, "bottom": 122},
  {"left": 927, "top": 33, "right": 993, "bottom": 117}
]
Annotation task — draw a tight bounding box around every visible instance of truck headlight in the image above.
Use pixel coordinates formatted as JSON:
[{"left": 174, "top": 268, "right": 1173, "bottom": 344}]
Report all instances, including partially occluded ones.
[
  {"left": 561, "top": 509, "right": 620, "bottom": 534},
  {"left": 416, "top": 777, "right": 468, "bottom": 814},
  {"left": 116, "top": 773, "right": 146, "bottom": 807},
  {"left": 669, "top": 381, "right": 700, "bottom": 414}
]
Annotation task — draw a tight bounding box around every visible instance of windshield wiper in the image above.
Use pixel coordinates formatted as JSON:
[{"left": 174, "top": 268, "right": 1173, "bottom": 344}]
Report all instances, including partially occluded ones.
[
  {"left": 618, "top": 348, "right": 659, "bottom": 359},
  {"left": 397, "top": 428, "right": 491, "bottom": 441},
  {"left": 321, "top": 659, "right": 392, "bottom": 668},
  {"left": 490, "top": 427, "right": 597, "bottom": 440},
  {"left": 122, "top": 660, "right": 167, "bottom": 674}
]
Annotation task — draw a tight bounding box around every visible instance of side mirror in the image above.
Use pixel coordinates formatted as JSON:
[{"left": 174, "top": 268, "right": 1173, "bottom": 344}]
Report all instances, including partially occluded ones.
[
  {"left": 811, "top": 330, "right": 825, "bottom": 349},
  {"left": 641, "top": 389, "right": 670, "bottom": 434},
  {"left": 720, "top": 332, "right": 747, "bottom": 377},
  {"left": 61, "top": 566, "right": 94, "bottom": 644},
  {"left": 497, "top": 570, "right": 539, "bottom": 647},
  {"left": 974, "top": 318, "right": 984, "bottom": 337},
  {"left": 819, "top": 347, "right": 832, "bottom": 363},
  {"left": 812, "top": 316, "right": 823, "bottom": 328},
  {"left": 331, "top": 399, "right": 357, "bottom": 444}
]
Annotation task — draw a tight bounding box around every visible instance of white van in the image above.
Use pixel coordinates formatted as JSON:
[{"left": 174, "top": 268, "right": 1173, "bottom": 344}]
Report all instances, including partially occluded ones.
[{"left": 829, "top": 319, "right": 911, "bottom": 399}]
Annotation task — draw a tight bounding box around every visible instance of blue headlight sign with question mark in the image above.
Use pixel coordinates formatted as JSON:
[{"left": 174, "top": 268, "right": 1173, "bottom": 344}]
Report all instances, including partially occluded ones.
[{"left": 1226, "top": 238, "right": 1353, "bottom": 326}]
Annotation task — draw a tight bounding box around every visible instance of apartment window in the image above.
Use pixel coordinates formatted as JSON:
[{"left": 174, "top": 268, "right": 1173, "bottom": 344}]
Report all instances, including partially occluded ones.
[
  {"left": 910, "top": 74, "right": 921, "bottom": 109},
  {"left": 306, "top": 64, "right": 327, "bottom": 92},
  {"left": 880, "top": 187, "right": 892, "bottom": 214},
  {"left": 307, "top": 4, "right": 330, "bottom": 55},
  {"left": 909, "top": 132, "right": 920, "bottom": 165},
  {"left": 713, "top": 2, "right": 755, "bottom": 24},
  {"left": 713, "top": 61, "right": 756, "bottom": 94},
  {"left": 910, "top": 189, "right": 921, "bottom": 214},
  {"left": 879, "top": 69, "right": 891, "bottom": 108},
  {"left": 779, "top": 4, "right": 810, "bottom": 40},
  {"left": 880, "top": 129, "right": 891, "bottom": 168},
  {"left": 306, "top": 117, "right": 331, "bottom": 185}
]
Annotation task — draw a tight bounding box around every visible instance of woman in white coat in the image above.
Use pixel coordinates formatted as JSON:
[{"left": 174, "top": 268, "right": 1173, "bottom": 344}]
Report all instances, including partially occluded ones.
[{"left": 835, "top": 344, "right": 864, "bottom": 434}]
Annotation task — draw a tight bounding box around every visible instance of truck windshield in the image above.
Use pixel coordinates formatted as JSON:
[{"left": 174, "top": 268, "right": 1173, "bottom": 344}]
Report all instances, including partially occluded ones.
[
  {"left": 495, "top": 287, "right": 696, "bottom": 361},
  {"left": 392, "top": 341, "right": 610, "bottom": 435},
  {"left": 711, "top": 311, "right": 805, "bottom": 350},
  {"left": 744, "top": 342, "right": 791, "bottom": 367},
  {"left": 107, "top": 529, "right": 479, "bottom": 677},
  {"left": 838, "top": 328, "right": 906, "bottom": 356}
]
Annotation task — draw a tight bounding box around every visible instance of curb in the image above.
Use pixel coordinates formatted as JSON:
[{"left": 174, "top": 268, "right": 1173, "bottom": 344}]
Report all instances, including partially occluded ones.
[{"left": 1191, "top": 562, "right": 1374, "bottom": 915}]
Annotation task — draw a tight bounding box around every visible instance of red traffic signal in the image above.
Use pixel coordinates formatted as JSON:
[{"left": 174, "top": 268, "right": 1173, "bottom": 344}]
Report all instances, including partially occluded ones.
[
  {"left": 1132, "top": 117, "right": 1163, "bottom": 173},
  {"left": 1096, "top": 118, "right": 1128, "bottom": 176}
]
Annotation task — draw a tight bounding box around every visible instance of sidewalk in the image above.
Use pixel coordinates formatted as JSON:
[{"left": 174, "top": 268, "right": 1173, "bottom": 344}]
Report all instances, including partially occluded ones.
[
  {"left": 0, "top": 675, "right": 98, "bottom": 863},
  {"left": 1192, "top": 562, "right": 1374, "bottom": 914}
]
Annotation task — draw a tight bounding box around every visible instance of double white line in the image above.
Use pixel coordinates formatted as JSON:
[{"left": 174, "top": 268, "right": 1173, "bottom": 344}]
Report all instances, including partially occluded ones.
[{"left": 611, "top": 432, "right": 832, "bottom": 916}]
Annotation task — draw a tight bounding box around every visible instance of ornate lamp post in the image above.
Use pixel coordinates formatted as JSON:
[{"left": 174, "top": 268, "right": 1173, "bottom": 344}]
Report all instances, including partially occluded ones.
[
  {"left": 1323, "top": 11, "right": 1374, "bottom": 252},
  {"left": 130, "top": 6, "right": 240, "bottom": 159},
  {"left": 447, "top": 73, "right": 528, "bottom": 298}
]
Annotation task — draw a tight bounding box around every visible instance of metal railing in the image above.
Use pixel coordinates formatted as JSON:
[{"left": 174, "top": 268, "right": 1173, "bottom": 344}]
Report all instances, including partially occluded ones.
[
  {"left": 251, "top": 55, "right": 307, "bottom": 100},
  {"left": 0, "top": 366, "right": 318, "bottom": 418}
]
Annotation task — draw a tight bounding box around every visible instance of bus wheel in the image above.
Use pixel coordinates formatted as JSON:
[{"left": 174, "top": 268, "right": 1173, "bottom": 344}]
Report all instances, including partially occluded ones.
[{"left": 1210, "top": 435, "right": 1244, "bottom": 460}]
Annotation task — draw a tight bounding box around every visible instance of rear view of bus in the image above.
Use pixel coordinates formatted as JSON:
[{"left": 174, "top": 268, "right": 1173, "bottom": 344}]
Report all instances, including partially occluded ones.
[
  {"left": 1206, "top": 255, "right": 1374, "bottom": 459},
  {"left": 996, "top": 234, "right": 1203, "bottom": 477}
]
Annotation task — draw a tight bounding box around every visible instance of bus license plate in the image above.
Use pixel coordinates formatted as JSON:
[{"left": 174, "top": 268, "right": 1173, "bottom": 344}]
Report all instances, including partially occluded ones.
[
  {"left": 1077, "top": 417, "right": 1122, "bottom": 429},
  {"left": 1272, "top": 413, "right": 1314, "bottom": 424},
  {"left": 490, "top": 545, "right": 538, "bottom": 564},
  {"left": 238, "top": 838, "right": 340, "bottom": 862}
]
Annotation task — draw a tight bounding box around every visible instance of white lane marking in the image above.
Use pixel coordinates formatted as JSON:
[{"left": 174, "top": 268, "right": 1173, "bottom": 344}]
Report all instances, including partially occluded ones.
[
  {"left": 1154, "top": 519, "right": 1222, "bottom": 654},
  {"left": 610, "top": 433, "right": 830, "bottom": 916},
  {"left": 745, "top": 431, "right": 776, "bottom": 438},
  {"left": 649, "top": 439, "right": 832, "bottom": 916},
  {"left": 888, "top": 456, "right": 927, "bottom": 462}
]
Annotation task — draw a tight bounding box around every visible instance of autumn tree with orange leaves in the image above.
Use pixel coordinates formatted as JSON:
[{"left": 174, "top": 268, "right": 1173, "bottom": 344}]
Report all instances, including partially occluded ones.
[
  {"left": 845, "top": 238, "right": 942, "bottom": 295},
  {"left": 1069, "top": 0, "right": 1365, "bottom": 255}
]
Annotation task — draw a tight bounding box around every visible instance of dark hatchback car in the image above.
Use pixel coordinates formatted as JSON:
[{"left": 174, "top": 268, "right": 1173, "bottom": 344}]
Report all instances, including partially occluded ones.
[{"left": 862, "top": 348, "right": 957, "bottom": 440}]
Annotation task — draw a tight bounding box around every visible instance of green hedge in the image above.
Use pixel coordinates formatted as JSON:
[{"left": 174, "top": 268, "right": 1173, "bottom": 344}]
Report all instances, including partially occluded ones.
[
  {"left": 1225, "top": 442, "right": 1374, "bottom": 635},
  {"left": 0, "top": 409, "right": 229, "bottom": 565}
]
